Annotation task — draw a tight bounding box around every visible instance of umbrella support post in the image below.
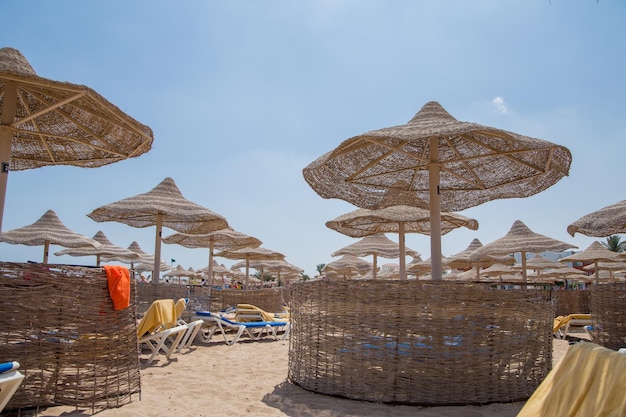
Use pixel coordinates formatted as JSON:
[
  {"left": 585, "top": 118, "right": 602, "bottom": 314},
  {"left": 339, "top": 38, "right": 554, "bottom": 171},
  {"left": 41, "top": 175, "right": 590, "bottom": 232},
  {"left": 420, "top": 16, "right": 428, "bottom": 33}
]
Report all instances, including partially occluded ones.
[
  {"left": 0, "top": 81, "right": 17, "bottom": 233},
  {"left": 429, "top": 137, "right": 443, "bottom": 280}
]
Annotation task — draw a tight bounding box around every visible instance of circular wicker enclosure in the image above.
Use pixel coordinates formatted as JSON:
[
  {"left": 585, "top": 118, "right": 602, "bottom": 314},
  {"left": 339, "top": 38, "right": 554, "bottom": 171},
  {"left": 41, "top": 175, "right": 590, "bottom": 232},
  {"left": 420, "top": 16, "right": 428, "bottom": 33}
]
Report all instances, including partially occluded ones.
[
  {"left": 0, "top": 262, "right": 140, "bottom": 412},
  {"left": 288, "top": 280, "right": 553, "bottom": 406},
  {"left": 589, "top": 283, "right": 626, "bottom": 350}
]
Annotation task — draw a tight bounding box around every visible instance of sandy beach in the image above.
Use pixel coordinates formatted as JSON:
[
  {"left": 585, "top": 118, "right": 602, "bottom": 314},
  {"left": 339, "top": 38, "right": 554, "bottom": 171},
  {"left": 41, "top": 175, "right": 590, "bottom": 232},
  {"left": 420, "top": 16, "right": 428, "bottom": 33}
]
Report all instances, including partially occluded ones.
[{"left": 21, "top": 335, "right": 576, "bottom": 417}]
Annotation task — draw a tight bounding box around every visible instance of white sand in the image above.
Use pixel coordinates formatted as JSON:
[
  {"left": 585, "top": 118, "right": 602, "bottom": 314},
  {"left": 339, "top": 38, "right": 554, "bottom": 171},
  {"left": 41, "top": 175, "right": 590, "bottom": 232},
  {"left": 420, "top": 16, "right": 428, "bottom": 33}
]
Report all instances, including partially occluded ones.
[{"left": 27, "top": 336, "right": 575, "bottom": 417}]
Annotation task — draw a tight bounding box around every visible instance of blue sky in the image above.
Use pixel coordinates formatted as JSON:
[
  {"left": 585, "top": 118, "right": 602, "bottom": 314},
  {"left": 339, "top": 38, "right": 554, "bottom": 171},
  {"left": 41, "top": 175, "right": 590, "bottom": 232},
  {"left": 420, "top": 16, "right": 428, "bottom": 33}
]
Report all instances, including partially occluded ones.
[{"left": 1, "top": 1, "right": 624, "bottom": 277}]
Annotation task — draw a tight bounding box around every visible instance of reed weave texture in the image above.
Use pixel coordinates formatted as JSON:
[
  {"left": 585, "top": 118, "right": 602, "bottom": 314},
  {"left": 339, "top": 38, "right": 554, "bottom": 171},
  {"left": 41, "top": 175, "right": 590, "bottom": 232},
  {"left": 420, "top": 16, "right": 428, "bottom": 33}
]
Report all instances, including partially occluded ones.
[
  {"left": 589, "top": 283, "right": 626, "bottom": 350},
  {"left": 0, "top": 262, "right": 140, "bottom": 413},
  {"left": 288, "top": 280, "right": 553, "bottom": 406}
]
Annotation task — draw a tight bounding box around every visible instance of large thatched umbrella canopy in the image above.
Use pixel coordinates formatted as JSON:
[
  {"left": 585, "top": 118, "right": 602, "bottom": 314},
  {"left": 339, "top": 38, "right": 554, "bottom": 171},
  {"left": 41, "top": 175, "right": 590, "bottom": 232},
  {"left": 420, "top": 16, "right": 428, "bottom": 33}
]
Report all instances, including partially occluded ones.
[
  {"left": 326, "top": 204, "right": 477, "bottom": 280},
  {"left": 54, "top": 230, "right": 140, "bottom": 266},
  {"left": 470, "top": 220, "right": 577, "bottom": 282},
  {"left": 87, "top": 177, "right": 229, "bottom": 283},
  {"left": 331, "top": 233, "right": 419, "bottom": 280},
  {"left": 567, "top": 199, "right": 626, "bottom": 237},
  {"left": 0, "top": 47, "right": 154, "bottom": 231},
  {"left": 303, "top": 101, "right": 572, "bottom": 280},
  {"left": 215, "top": 246, "right": 285, "bottom": 289},
  {"left": 162, "top": 228, "right": 261, "bottom": 285},
  {"left": 559, "top": 241, "right": 621, "bottom": 285},
  {"left": 0, "top": 209, "right": 100, "bottom": 263}
]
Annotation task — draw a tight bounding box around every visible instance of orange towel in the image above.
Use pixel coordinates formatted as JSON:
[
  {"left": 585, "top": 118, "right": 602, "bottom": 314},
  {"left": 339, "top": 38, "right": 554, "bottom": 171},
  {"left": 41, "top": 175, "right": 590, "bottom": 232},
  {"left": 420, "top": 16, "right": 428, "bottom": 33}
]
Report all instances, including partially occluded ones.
[{"left": 104, "top": 265, "right": 130, "bottom": 310}]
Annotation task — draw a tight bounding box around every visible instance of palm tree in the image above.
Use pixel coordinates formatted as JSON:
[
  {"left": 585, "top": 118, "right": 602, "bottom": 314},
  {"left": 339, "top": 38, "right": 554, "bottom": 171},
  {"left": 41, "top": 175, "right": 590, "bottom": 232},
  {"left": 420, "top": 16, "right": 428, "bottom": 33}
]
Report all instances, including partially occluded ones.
[
  {"left": 316, "top": 263, "right": 326, "bottom": 277},
  {"left": 600, "top": 235, "right": 626, "bottom": 252}
]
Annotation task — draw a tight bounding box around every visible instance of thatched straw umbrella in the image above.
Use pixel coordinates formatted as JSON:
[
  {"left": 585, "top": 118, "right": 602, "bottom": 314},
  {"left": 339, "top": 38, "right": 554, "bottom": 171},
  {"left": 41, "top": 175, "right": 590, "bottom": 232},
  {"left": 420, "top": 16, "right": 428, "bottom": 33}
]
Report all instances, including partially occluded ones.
[
  {"left": 567, "top": 199, "right": 626, "bottom": 237},
  {"left": 0, "top": 209, "right": 100, "bottom": 263},
  {"left": 331, "top": 233, "right": 419, "bottom": 279},
  {"left": 323, "top": 254, "right": 372, "bottom": 278},
  {"left": 470, "top": 220, "right": 577, "bottom": 283},
  {"left": 0, "top": 47, "right": 153, "bottom": 231},
  {"left": 303, "top": 101, "right": 572, "bottom": 280},
  {"left": 326, "top": 202, "right": 477, "bottom": 279},
  {"left": 215, "top": 246, "right": 285, "bottom": 289},
  {"left": 54, "top": 230, "right": 140, "bottom": 266},
  {"left": 87, "top": 177, "right": 229, "bottom": 283},
  {"left": 559, "top": 241, "right": 621, "bottom": 285}
]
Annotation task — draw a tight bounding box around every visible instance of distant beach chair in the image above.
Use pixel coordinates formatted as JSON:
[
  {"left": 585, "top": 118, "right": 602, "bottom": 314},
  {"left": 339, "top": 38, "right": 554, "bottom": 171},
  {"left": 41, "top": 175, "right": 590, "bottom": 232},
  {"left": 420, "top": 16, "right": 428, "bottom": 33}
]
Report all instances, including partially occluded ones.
[
  {"left": 137, "top": 299, "right": 188, "bottom": 365},
  {"left": 192, "top": 310, "right": 290, "bottom": 345},
  {"left": 0, "top": 361, "right": 25, "bottom": 413},
  {"left": 553, "top": 314, "right": 592, "bottom": 339},
  {"left": 517, "top": 342, "right": 626, "bottom": 416}
]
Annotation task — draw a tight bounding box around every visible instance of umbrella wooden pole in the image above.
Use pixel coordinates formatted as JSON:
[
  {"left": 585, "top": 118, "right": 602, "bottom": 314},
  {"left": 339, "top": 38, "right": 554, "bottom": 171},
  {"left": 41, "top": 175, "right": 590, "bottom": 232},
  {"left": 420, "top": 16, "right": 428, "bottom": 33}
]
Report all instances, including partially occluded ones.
[
  {"left": 245, "top": 255, "right": 250, "bottom": 290},
  {"left": 521, "top": 251, "right": 528, "bottom": 283},
  {"left": 429, "top": 137, "right": 443, "bottom": 280},
  {"left": 595, "top": 260, "right": 599, "bottom": 285},
  {"left": 0, "top": 81, "right": 17, "bottom": 233},
  {"left": 43, "top": 240, "right": 50, "bottom": 264},
  {"left": 399, "top": 221, "right": 406, "bottom": 280},
  {"left": 373, "top": 254, "right": 377, "bottom": 279},
  {"left": 153, "top": 214, "right": 163, "bottom": 284}
]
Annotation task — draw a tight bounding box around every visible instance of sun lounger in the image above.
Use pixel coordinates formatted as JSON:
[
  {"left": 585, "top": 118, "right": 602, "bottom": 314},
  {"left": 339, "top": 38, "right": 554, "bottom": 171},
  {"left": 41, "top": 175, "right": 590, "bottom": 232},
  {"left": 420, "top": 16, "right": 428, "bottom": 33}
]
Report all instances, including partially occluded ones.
[
  {"left": 517, "top": 342, "right": 626, "bottom": 416},
  {"left": 192, "top": 311, "right": 290, "bottom": 345},
  {"left": 137, "top": 299, "right": 188, "bottom": 365},
  {"left": 173, "top": 298, "right": 203, "bottom": 353},
  {"left": 553, "top": 314, "right": 592, "bottom": 339},
  {"left": 0, "top": 361, "right": 25, "bottom": 413}
]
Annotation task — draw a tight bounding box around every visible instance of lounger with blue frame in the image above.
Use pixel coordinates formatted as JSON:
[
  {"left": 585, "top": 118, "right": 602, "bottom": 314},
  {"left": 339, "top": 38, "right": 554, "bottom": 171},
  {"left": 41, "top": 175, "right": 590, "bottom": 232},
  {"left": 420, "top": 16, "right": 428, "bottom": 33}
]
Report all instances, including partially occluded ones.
[
  {"left": 192, "top": 311, "right": 290, "bottom": 345},
  {"left": 0, "top": 361, "right": 25, "bottom": 413}
]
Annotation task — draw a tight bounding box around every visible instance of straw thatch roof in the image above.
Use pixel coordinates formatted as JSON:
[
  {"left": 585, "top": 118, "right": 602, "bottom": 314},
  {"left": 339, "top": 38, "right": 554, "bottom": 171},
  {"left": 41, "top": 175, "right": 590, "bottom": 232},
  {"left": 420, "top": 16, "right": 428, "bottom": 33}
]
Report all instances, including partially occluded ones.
[
  {"left": 0, "top": 47, "right": 153, "bottom": 171},
  {"left": 55, "top": 230, "right": 140, "bottom": 265},
  {"left": 0, "top": 209, "right": 100, "bottom": 263},
  {"left": 303, "top": 101, "right": 572, "bottom": 212},
  {"left": 567, "top": 199, "right": 626, "bottom": 237},
  {"left": 326, "top": 205, "right": 478, "bottom": 237}
]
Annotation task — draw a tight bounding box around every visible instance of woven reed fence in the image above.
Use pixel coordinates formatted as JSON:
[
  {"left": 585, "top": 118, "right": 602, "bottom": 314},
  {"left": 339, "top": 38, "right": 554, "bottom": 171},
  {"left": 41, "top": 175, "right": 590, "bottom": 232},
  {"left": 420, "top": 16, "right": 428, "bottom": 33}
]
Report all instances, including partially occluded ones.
[
  {"left": 0, "top": 262, "right": 140, "bottom": 413},
  {"left": 588, "top": 283, "right": 626, "bottom": 350},
  {"left": 210, "top": 288, "right": 287, "bottom": 313},
  {"left": 553, "top": 289, "right": 591, "bottom": 316},
  {"left": 288, "top": 279, "right": 553, "bottom": 406},
  {"left": 136, "top": 285, "right": 286, "bottom": 320}
]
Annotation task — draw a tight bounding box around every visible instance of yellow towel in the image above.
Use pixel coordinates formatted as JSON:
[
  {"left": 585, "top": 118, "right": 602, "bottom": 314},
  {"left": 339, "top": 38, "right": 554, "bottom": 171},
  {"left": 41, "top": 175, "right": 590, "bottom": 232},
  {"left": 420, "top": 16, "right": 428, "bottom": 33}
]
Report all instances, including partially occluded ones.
[
  {"left": 137, "top": 299, "right": 177, "bottom": 337},
  {"left": 553, "top": 314, "right": 592, "bottom": 333},
  {"left": 518, "top": 342, "right": 626, "bottom": 417},
  {"left": 237, "top": 303, "right": 280, "bottom": 322},
  {"left": 175, "top": 298, "right": 187, "bottom": 320}
]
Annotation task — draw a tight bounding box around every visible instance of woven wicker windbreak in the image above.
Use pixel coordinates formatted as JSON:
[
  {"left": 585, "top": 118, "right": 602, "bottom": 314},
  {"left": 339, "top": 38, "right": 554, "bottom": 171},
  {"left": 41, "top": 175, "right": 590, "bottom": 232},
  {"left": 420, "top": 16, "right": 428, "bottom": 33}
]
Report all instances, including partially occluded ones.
[
  {"left": 0, "top": 262, "right": 140, "bottom": 413},
  {"left": 567, "top": 199, "right": 626, "bottom": 237},
  {"left": 288, "top": 280, "right": 553, "bottom": 406},
  {"left": 588, "top": 283, "right": 626, "bottom": 350}
]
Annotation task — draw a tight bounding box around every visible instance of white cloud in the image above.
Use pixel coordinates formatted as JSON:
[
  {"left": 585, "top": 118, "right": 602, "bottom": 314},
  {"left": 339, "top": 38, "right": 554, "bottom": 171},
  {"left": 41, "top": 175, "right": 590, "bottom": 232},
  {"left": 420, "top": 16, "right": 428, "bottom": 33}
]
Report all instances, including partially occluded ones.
[{"left": 492, "top": 96, "right": 508, "bottom": 114}]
